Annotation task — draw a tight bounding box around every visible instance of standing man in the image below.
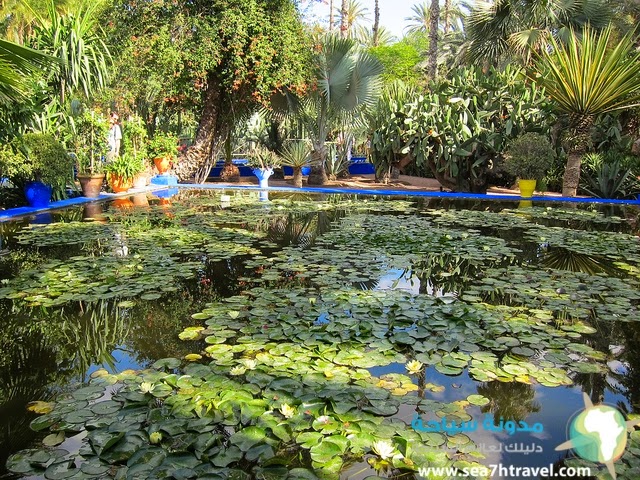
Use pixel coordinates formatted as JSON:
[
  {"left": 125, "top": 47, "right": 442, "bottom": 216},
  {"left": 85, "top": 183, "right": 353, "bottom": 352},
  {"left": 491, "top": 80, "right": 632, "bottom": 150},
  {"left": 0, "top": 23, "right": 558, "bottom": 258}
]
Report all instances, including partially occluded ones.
[{"left": 107, "top": 112, "right": 122, "bottom": 161}]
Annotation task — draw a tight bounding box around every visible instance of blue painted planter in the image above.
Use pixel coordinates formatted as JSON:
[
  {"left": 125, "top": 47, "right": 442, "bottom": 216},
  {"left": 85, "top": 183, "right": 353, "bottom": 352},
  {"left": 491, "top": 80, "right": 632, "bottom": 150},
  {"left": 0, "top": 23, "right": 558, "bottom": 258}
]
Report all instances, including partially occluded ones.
[
  {"left": 24, "top": 181, "right": 52, "bottom": 208},
  {"left": 253, "top": 168, "right": 273, "bottom": 189},
  {"left": 283, "top": 166, "right": 311, "bottom": 176}
]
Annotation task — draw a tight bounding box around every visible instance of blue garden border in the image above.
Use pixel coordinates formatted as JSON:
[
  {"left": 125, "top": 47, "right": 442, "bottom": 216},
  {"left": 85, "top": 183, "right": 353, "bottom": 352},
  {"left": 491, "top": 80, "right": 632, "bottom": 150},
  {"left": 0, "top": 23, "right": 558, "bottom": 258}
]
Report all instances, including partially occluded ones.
[
  {"left": 179, "top": 183, "right": 640, "bottom": 206},
  {"left": 0, "top": 187, "right": 165, "bottom": 222},
  {"left": 1, "top": 183, "right": 639, "bottom": 222}
]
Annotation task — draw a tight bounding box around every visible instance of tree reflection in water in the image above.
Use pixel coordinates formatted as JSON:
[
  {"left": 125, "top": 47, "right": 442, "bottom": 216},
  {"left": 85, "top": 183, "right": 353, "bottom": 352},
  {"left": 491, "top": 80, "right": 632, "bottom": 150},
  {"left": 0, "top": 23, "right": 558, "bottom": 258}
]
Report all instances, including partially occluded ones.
[{"left": 477, "top": 381, "right": 541, "bottom": 424}]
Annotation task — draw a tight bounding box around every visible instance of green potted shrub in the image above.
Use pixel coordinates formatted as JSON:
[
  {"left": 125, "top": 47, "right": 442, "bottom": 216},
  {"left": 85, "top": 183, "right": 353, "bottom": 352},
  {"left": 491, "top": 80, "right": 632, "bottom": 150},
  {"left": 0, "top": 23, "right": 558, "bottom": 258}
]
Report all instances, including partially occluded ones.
[
  {"left": 504, "top": 132, "right": 555, "bottom": 197},
  {"left": 148, "top": 132, "right": 179, "bottom": 174},
  {"left": 2, "top": 134, "right": 74, "bottom": 207},
  {"left": 104, "top": 153, "right": 144, "bottom": 193},
  {"left": 73, "top": 110, "right": 109, "bottom": 197},
  {"left": 123, "top": 116, "right": 152, "bottom": 187}
]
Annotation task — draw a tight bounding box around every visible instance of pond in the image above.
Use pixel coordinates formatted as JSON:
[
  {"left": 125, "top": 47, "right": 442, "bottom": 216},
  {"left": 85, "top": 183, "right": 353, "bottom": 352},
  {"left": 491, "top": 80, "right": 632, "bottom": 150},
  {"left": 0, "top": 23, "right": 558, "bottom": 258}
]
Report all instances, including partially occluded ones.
[{"left": 1, "top": 189, "right": 639, "bottom": 480}]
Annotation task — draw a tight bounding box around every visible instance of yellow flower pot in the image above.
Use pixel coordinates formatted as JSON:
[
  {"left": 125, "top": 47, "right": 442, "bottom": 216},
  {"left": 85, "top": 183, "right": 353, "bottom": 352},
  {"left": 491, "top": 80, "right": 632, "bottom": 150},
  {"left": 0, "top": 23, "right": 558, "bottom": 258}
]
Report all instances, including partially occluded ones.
[{"left": 518, "top": 179, "right": 537, "bottom": 198}]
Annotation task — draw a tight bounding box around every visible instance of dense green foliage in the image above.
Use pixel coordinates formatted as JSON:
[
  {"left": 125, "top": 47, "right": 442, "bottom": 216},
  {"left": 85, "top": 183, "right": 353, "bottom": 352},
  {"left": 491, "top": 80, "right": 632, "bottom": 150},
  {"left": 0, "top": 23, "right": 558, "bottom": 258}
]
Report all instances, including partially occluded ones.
[
  {"left": 2, "top": 133, "right": 73, "bottom": 192},
  {"left": 148, "top": 131, "right": 179, "bottom": 160},
  {"left": 503, "top": 132, "right": 555, "bottom": 180},
  {"left": 368, "top": 66, "right": 551, "bottom": 192},
  {"left": 104, "top": 0, "right": 311, "bottom": 182},
  {"left": 70, "top": 109, "right": 110, "bottom": 174},
  {"left": 369, "top": 40, "right": 424, "bottom": 86},
  {"left": 286, "top": 35, "right": 382, "bottom": 185}
]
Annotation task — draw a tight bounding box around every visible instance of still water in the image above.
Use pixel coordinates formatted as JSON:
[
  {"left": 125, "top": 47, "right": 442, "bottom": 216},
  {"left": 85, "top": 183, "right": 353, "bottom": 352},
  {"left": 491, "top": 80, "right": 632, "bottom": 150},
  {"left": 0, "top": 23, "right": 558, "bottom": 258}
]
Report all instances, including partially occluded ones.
[{"left": 1, "top": 190, "right": 639, "bottom": 479}]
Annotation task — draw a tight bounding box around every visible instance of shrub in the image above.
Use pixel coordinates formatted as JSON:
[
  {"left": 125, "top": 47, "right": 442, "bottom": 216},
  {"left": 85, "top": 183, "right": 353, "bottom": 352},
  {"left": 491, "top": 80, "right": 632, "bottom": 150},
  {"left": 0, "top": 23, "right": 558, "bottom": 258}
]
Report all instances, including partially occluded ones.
[
  {"left": 3, "top": 134, "right": 74, "bottom": 194},
  {"left": 104, "top": 152, "right": 145, "bottom": 181},
  {"left": 504, "top": 133, "right": 555, "bottom": 180},
  {"left": 148, "top": 132, "right": 179, "bottom": 160}
]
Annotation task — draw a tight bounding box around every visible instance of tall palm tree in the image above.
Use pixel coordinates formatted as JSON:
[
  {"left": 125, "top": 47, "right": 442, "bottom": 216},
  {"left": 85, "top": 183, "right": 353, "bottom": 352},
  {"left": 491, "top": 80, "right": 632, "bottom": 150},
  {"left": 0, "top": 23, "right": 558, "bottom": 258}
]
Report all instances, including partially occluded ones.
[
  {"left": 427, "top": 0, "right": 440, "bottom": 78},
  {"left": 372, "top": 0, "right": 379, "bottom": 46},
  {"left": 356, "top": 25, "right": 395, "bottom": 47},
  {"left": 336, "top": 0, "right": 369, "bottom": 38},
  {"left": 292, "top": 35, "right": 382, "bottom": 185},
  {"left": 0, "top": 37, "right": 54, "bottom": 104},
  {"left": 466, "top": 0, "right": 612, "bottom": 65},
  {"left": 531, "top": 26, "right": 640, "bottom": 196},
  {"left": 404, "top": 2, "right": 429, "bottom": 35},
  {"left": 27, "top": 0, "right": 111, "bottom": 104},
  {"left": 340, "top": 0, "right": 347, "bottom": 38}
]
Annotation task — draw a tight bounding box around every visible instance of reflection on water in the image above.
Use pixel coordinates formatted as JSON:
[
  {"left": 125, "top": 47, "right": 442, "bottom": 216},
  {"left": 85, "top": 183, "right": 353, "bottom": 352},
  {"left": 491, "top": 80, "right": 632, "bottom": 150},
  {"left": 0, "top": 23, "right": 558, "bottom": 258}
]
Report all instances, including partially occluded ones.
[{"left": 0, "top": 192, "right": 639, "bottom": 479}]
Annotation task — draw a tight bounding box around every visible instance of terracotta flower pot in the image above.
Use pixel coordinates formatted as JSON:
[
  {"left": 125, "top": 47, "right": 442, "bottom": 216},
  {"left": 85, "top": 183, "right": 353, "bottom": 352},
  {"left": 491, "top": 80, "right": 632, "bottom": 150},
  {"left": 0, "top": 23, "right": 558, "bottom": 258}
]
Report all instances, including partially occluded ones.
[
  {"left": 77, "top": 173, "right": 105, "bottom": 198},
  {"left": 108, "top": 173, "right": 133, "bottom": 193},
  {"left": 132, "top": 174, "right": 149, "bottom": 189},
  {"left": 112, "top": 198, "right": 134, "bottom": 208},
  {"left": 154, "top": 157, "right": 172, "bottom": 174}
]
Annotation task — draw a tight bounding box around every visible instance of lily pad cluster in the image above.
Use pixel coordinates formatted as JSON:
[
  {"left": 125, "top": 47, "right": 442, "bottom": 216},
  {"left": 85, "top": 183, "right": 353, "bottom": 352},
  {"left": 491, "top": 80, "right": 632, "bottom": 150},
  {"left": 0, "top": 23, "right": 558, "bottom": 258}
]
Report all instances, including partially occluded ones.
[{"left": 6, "top": 358, "right": 486, "bottom": 479}]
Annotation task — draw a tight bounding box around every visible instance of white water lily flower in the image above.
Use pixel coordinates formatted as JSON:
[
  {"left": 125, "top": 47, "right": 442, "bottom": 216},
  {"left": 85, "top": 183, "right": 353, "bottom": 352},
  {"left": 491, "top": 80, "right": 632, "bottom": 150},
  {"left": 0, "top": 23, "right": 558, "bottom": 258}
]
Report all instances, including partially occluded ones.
[
  {"left": 316, "top": 415, "right": 331, "bottom": 424},
  {"left": 230, "top": 366, "right": 247, "bottom": 376},
  {"left": 139, "top": 382, "right": 154, "bottom": 393},
  {"left": 372, "top": 440, "right": 398, "bottom": 460},
  {"left": 405, "top": 360, "right": 424, "bottom": 375},
  {"left": 279, "top": 403, "right": 296, "bottom": 418},
  {"left": 243, "top": 359, "right": 257, "bottom": 370}
]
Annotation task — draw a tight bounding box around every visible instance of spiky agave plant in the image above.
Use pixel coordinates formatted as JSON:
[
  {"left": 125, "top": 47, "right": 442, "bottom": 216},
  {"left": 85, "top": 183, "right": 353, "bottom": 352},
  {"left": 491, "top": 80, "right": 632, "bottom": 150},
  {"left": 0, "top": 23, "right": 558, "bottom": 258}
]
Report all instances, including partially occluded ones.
[
  {"left": 280, "top": 141, "right": 310, "bottom": 188},
  {"left": 530, "top": 25, "right": 640, "bottom": 196}
]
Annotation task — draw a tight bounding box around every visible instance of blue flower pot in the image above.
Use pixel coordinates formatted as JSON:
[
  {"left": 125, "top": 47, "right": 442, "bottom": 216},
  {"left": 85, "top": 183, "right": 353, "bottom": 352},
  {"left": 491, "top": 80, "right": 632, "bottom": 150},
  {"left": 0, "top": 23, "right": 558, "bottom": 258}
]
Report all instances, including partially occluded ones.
[
  {"left": 24, "top": 181, "right": 52, "bottom": 208},
  {"left": 253, "top": 168, "right": 273, "bottom": 189}
]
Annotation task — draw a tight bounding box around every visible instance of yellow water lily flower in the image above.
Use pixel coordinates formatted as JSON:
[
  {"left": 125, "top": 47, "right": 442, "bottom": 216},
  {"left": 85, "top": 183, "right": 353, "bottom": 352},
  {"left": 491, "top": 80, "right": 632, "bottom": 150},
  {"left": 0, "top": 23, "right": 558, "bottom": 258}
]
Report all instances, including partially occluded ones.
[
  {"left": 139, "top": 382, "right": 155, "bottom": 393},
  {"left": 405, "top": 360, "right": 424, "bottom": 375},
  {"left": 243, "top": 359, "right": 257, "bottom": 370},
  {"left": 230, "top": 366, "right": 247, "bottom": 376},
  {"left": 279, "top": 403, "right": 296, "bottom": 418},
  {"left": 372, "top": 440, "right": 398, "bottom": 460}
]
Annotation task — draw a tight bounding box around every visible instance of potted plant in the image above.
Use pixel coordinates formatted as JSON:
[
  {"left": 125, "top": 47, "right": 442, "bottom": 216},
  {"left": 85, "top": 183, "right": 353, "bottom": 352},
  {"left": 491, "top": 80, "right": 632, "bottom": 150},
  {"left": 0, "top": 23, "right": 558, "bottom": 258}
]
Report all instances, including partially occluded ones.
[
  {"left": 148, "top": 131, "right": 179, "bottom": 174},
  {"left": 2, "top": 134, "right": 74, "bottom": 207},
  {"left": 504, "top": 132, "right": 556, "bottom": 198},
  {"left": 104, "top": 153, "right": 145, "bottom": 193},
  {"left": 76, "top": 152, "right": 105, "bottom": 198},
  {"left": 248, "top": 145, "right": 280, "bottom": 188},
  {"left": 280, "top": 141, "right": 311, "bottom": 188},
  {"left": 123, "top": 116, "right": 152, "bottom": 188},
  {"left": 72, "top": 110, "right": 109, "bottom": 198}
]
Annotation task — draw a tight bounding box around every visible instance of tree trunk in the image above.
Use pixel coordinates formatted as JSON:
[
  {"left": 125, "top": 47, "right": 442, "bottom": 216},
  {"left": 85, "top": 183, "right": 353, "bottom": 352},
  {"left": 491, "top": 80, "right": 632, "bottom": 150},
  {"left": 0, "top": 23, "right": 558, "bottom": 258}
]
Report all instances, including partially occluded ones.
[
  {"left": 372, "top": 0, "right": 380, "bottom": 46},
  {"left": 174, "top": 80, "right": 225, "bottom": 183},
  {"left": 562, "top": 151, "right": 582, "bottom": 197},
  {"left": 308, "top": 143, "right": 328, "bottom": 185},
  {"left": 292, "top": 167, "right": 303, "bottom": 188},
  {"left": 428, "top": 0, "right": 440, "bottom": 78},
  {"left": 329, "top": 0, "right": 334, "bottom": 32},
  {"left": 443, "top": 0, "right": 450, "bottom": 34},
  {"left": 561, "top": 120, "right": 592, "bottom": 197},
  {"left": 340, "top": 0, "right": 348, "bottom": 39}
]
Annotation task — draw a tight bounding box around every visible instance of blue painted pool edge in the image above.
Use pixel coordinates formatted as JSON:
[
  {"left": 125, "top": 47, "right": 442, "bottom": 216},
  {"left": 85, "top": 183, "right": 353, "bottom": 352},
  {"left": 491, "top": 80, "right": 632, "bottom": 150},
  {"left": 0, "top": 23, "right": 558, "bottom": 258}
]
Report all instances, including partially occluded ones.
[
  {"left": 179, "top": 184, "right": 640, "bottom": 206},
  {"left": 0, "top": 186, "right": 166, "bottom": 222},
  {"left": 2, "top": 184, "right": 638, "bottom": 221}
]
